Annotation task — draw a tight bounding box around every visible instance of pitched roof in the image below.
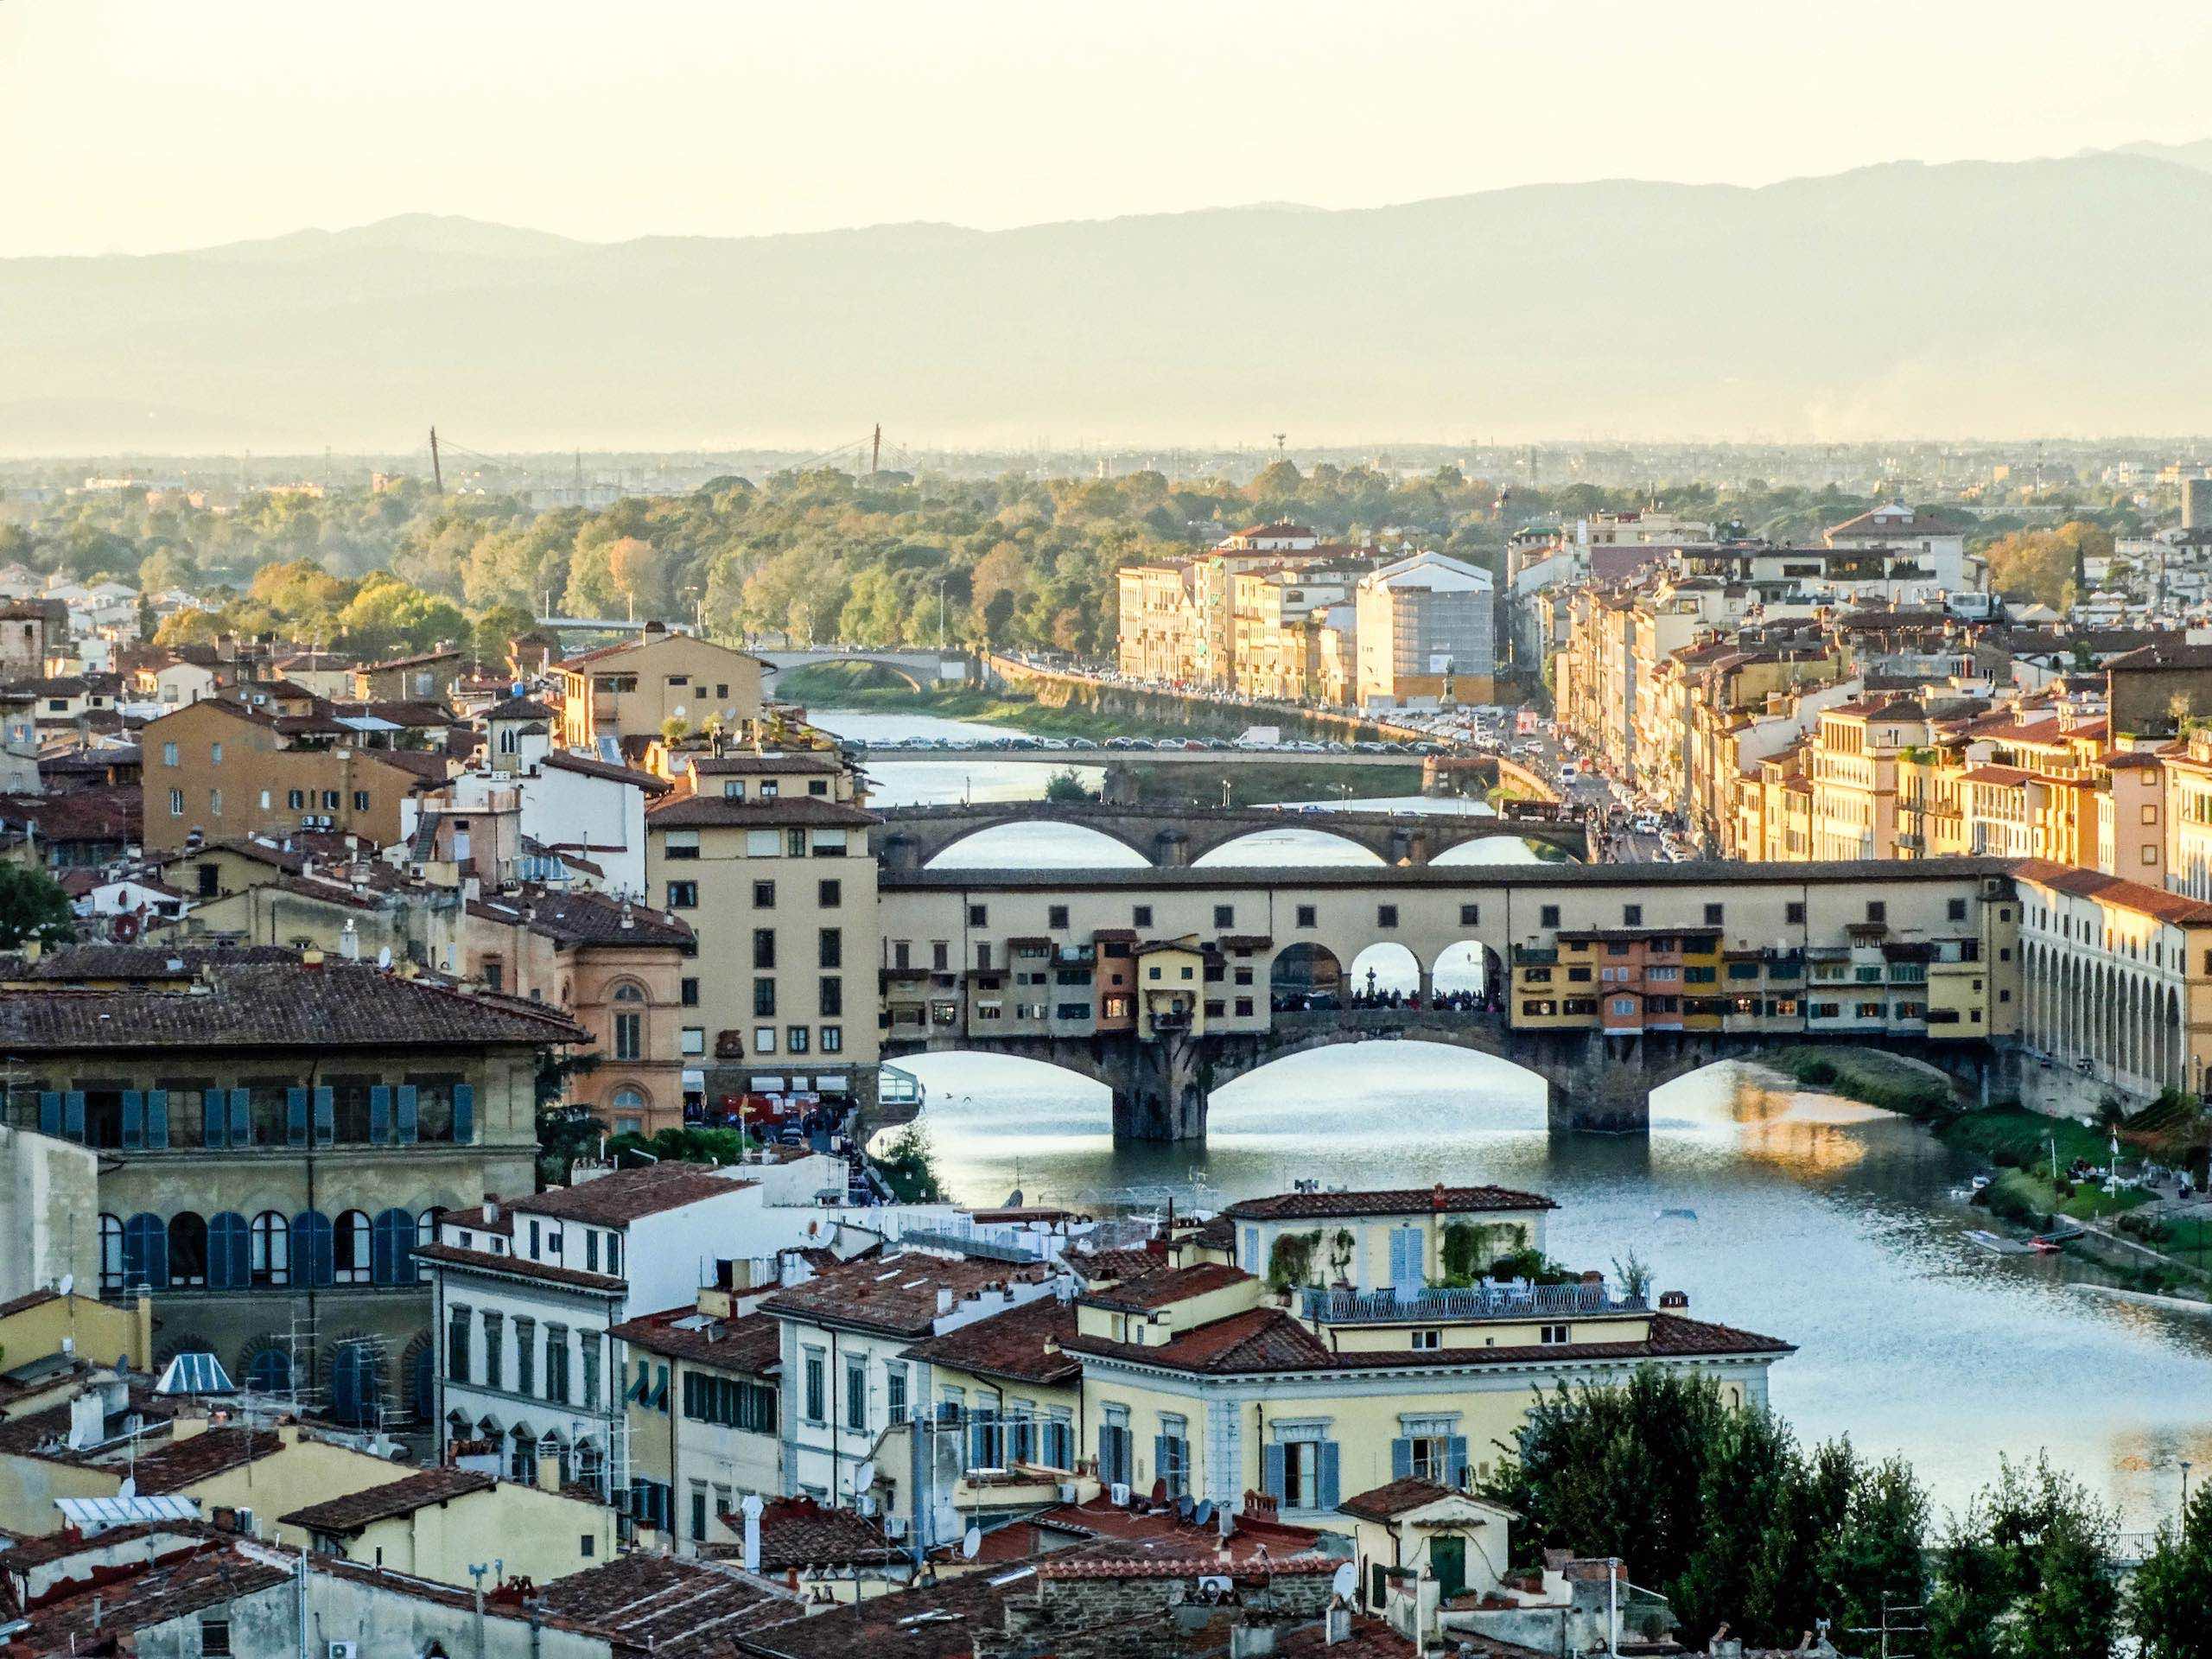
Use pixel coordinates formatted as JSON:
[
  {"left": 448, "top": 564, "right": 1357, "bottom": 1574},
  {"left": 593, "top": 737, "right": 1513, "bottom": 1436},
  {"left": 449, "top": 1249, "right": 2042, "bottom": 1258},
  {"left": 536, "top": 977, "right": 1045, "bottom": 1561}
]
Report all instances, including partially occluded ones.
[
  {"left": 645, "top": 794, "right": 876, "bottom": 830},
  {"left": 412, "top": 1242, "right": 625, "bottom": 1294},
  {"left": 508, "top": 1163, "right": 753, "bottom": 1226},
  {"left": 130, "top": 1427, "right": 285, "bottom": 1493},
  {"left": 469, "top": 887, "right": 693, "bottom": 948},
  {"left": 540, "top": 749, "right": 673, "bottom": 791},
  {"left": 608, "top": 1305, "right": 784, "bottom": 1375},
  {"left": 760, "top": 1251, "right": 1051, "bottom": 1338},
  {"left": 1224, "top": 1185, "right": 1555, "bottom": 1222},
  {"left": 3, "top": 1544, "right": 292, "bottom": 1652},
  {"left": 728, "top": 1496, "right": 905, "bottom": 1571},
  {"left": 2010, "top": 858, "right": 2212, "bottom": 925},
  {"left": 1336, "top": 1477, "right": 1459, "bottom": 1522},
  {"left": 900, "top": 1297, "right": 1080, "bottom": 1385},
  {"left": 525, "top": 1550, "right": 802, "bottom": 1649},
  {"left": 0, "top": 960, "right": 587, "bottom": 1052},
  {"left": 1077, "top": 1261, "right": 1252, "bottom": 1313},
  {"left": 277, "top": 1467, "right": 493, "bottom": 1533}
]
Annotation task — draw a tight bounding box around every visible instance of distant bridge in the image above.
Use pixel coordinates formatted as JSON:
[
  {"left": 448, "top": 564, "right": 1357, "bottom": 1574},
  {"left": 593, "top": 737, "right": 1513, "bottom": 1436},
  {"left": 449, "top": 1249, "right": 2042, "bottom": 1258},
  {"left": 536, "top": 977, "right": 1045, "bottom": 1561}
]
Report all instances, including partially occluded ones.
[
  {"left": 529, "top": 626, "right": 976, "bottom": 692},
  {"left": 868, "top": 800, "right": 1588, "bottom": 869},
  {"left": 856, "top": 746, "right": 1428, "bottom": 768}
]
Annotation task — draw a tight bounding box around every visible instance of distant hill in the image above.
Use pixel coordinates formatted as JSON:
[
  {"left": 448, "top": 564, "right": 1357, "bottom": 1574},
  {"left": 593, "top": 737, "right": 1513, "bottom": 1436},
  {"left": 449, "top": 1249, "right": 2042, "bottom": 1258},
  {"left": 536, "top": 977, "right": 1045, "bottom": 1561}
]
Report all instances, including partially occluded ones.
[
  {"left": 2113, "top": 137, "right": 2212, "bottom": 174},
  {"left": 8, "top": 152, "right": 2212, "bottom": 454}
]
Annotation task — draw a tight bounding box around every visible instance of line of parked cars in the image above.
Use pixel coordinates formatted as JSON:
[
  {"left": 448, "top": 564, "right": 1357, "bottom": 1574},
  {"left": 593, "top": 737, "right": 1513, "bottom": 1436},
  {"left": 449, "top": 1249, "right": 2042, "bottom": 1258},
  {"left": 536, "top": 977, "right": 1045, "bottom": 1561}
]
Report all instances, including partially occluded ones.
[{"left": 864, "top": 734, "right": 1446, "bottom": 754}]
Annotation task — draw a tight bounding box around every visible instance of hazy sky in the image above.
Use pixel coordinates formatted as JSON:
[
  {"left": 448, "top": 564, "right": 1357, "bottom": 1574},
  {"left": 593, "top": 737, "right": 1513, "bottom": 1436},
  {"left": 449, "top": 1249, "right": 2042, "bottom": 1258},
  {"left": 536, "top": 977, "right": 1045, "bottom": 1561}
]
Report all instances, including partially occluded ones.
[{"left": 5, "top": 0, "right": 2209, "bottom": 257}]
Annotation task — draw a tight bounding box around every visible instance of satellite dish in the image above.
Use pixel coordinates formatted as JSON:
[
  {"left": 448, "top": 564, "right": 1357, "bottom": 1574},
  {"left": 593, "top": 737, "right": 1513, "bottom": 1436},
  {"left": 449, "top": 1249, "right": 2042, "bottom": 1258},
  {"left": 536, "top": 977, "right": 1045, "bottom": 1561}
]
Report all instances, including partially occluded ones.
[
  {"left": 1150, "top": 1478, "right": 1168, "bottom": 1503},
  {"left": 118, "top": 1476, "right": 136, "bottom": 1502},
  {"left": 855, "top": 1460, "right": 877, "bottom": 1491},
  {"left": 56, "top": 1274, "right": 73, "bottom": 1298},
  {"left": 1175, "top": 1494, "right": 1195, "bottom": 1522},
  {"left": 1218, "top": 1512, "right": 1236, "bottom": 1541},
  {"left": 1003, "top": 1187, "right": 1024, "bottom": 1209},
  {"left": 1192, "top": 1499, "right": 1215, "bottom": 1529},
  {"left": 961, "top": 1527, "right": 982, "bottom": 1560},
  {"left": 377, "top": 946, "right": 392, "bottom": 969},
  {"left": 1331, "top": 1560, "right": 1357, "bottom": 1601}
]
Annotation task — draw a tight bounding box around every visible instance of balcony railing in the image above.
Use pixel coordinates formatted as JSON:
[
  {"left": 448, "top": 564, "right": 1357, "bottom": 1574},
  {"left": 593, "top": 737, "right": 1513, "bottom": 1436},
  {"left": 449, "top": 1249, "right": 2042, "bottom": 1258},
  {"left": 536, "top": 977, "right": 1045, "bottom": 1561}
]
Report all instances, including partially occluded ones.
[{"left": 1299, "top": 1281, "right": 1645, "bottom": 1325}]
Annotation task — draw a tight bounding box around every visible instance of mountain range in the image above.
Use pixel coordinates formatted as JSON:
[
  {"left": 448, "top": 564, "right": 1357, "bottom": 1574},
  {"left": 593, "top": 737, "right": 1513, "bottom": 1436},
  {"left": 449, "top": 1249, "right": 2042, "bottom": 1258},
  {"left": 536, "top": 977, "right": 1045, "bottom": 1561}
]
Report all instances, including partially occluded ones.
[{"left": 8, "top": 148, "right": 2212, "bottom": 455}]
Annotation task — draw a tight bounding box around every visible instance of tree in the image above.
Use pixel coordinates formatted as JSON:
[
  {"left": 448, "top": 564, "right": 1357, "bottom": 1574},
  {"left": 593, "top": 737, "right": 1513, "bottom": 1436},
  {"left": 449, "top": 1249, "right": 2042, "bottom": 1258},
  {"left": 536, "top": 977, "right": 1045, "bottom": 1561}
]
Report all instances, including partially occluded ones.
[
  {"left": 0, "top": 866, "right": 75, "bottom": 950},
  {"left": 1822, "top": 1453, "right": 1930, "bottom": 1644},
  {"left": 2126, "top": 1481, "right": 2212, "bottom": 1659},
  {"left": 868, "top": 1123, "right": 946, "bottom": 1202},
  {"left": 1929, "top": 1455, "right": 2120, "bottom": 1659},
  {"left": 1043, "top": 768, "right": 1096, "bottom": 803}
]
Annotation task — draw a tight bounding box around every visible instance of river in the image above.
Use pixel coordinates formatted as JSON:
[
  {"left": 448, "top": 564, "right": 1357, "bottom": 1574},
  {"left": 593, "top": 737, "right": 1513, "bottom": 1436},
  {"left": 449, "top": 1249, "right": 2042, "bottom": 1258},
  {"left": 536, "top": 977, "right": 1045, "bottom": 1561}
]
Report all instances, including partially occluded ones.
[{"left": 817, "top": 706, "right": 2212, "bottom": 1528}]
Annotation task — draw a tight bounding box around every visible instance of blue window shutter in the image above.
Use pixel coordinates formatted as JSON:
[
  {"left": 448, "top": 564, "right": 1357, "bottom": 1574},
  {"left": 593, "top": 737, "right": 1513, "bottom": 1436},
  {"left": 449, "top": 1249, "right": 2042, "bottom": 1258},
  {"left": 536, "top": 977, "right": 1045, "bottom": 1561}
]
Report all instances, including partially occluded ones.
[
  {"left": 286, "top": 1088, "right": 308, "bottom": 1147},
  {"left": 313, "top": 1087, "right": 334, "bottom": 1147},
  {"left": 1318, "top": 1440, "right": 1340, "bottom": 1511},
  {"left": 202, "top": 1091, "right": 225, "bottom": 1147},
  {"left": 294, "top": 1212, "right": 332, "bottom": 1287},
  {"left": 124, "top": 1214, "right": 168, "bottom": 1290},
  {"left": 397, "top": 1085, "right": 419, "bottom": 1144},
  {"left": 121, "top": 1090, "right": 144, "bottom": 1151},
  {"left": 653, "top": 1364, "right": 669, "bottom": 1409},
  {"left": 1446, "top": 1436, "right": 1469, "bottom": 1491},
  {"left": 146, "top": 1090, "right": 169, "bottom": 1150},
  {"left": 451, "top": 1084, "right": 474, "bottom": 1145},
  {"left": 1155, "top": 1435, "right": 1171, "bottom": 1491},
  {"left": 63, "top": 1091, "right": 85, "bottom": 1142},
  {"left": 1391, "top": 1437, "right": 1414, "bottom": 1481},
  {"left": 37, "top": 1090, "right": 59, "bottom": 1135},
  {"left": 1262, "top": 1442, "right": 1287, "bottom": 1500},
  {"left": 208, "top": 1213, "right": 248, "bottom": 1289},
  {"left": 227, "top": 1088, "right": 250, "bottom": 1147},
  {"left": 369, "top": 1086, "right": 391, "bottom": 1145},
  {"left": 371, "top": 1211, "right": 397, "bottom": 1285}
]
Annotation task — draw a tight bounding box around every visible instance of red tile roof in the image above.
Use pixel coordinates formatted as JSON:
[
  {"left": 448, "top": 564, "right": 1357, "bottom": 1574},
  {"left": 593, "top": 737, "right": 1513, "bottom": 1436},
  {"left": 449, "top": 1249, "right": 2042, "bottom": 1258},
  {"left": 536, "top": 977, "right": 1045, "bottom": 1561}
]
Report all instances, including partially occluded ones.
[
  {"left": 760, "top": 1252, "right": 1052, "bottom": 1339},
  {"left": 1336, "top": 1477, "right": 1459, "bottom": 1522},
  {"left": 608, "top": 1305, "right": 783, "bottom": 1375},
  {"left": 900, "top": 1297, "right": 1079, "bottom": 1386},
  {"left": 511, "top": 1163, "right": 753, "bottom": 1226},
  {"left": 412, "top": 1243, "right": 625, "bottom": 1294},
  {"left": 277, "top": 1467, "right": 494, "bottom": 1533},
  {"left": 2010, "top": 859, "right": 2212, "bottom": 925},
  {"left": 1078, "top": 1262, "right": 1252, "bottom": 1313}
]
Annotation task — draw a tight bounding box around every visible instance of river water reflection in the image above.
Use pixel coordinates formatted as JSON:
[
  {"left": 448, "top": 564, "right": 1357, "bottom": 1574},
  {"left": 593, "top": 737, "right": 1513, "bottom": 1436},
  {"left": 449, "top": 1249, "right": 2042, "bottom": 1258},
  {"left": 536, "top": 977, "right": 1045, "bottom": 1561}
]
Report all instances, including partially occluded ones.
[{"left": 816, "top": 709, "right": 2212, "bottom": 1527}]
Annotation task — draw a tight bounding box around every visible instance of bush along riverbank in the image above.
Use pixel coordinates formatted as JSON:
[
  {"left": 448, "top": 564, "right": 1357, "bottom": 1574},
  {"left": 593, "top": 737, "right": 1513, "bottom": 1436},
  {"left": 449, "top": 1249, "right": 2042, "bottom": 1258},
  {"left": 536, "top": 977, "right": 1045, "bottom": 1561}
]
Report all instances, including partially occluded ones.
[{"left": 1761, "top": 1046, "right": 2211, "bottom": 1293}]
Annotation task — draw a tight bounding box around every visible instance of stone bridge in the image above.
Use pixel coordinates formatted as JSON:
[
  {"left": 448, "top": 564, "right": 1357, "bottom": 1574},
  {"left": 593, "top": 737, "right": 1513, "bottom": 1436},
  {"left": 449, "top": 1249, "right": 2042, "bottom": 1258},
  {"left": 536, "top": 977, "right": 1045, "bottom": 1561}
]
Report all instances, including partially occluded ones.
[
  {"left": 868, "top": 801, "right": 1588, "bottom": 869},
  {"left": 754, "top": 646, "right": 976, "bottom": 692},
  {"left": 882, "top": 1010, "right": 2012, "bottom": 1143}
]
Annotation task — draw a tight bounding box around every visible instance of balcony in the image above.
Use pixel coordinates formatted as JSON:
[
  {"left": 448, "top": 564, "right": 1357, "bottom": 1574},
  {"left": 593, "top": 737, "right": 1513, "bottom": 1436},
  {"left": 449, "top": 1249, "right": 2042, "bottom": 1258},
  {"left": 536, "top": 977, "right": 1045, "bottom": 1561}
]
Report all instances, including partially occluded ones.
[{"left": 1299, "top": 1281, "right": 1645, "bottom": 1325}]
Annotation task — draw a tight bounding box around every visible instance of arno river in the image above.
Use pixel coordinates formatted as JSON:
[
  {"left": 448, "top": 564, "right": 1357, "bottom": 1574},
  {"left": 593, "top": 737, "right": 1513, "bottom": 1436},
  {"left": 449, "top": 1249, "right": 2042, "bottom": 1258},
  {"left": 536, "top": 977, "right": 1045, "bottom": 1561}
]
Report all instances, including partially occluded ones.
[{"left": 823, "top": 708, "right": 2212, "bottom": 1529}]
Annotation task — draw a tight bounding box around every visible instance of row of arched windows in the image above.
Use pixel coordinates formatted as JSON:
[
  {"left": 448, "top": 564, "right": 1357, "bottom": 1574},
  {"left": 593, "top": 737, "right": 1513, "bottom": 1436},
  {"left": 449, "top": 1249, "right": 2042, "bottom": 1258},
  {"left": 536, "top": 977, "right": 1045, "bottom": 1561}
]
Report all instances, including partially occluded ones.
[{"left": 100, "top": 1208, "right": 442, "bottom": 1294}]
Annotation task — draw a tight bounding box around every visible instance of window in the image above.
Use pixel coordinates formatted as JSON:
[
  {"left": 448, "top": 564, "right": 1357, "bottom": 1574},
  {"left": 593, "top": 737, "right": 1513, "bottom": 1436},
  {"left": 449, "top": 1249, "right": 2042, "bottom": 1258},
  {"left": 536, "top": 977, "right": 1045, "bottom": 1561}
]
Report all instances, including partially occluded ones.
[
  {"left": 1296, "top": 905, "right": 1316, "bottom": 927},
  {"left": 753, "top": 977, "right": 777, "bottom": 1016},
  {"left": 1460, "top": 903, "right": 1480, "bottom": 925},
  {"left": 1274, "top": 1438, "right": 1332, "bottom": 1510},
  {"left": 1411, "top": 1329, "right": 1441, "bottom": 1351},
  {"left": 288, "top": 789, "right": 305, "bottom": 811},
  {"left": 819, "top": 927, "right": 842, "bottom": 968},
  {"left": 1156, "top": 1415, "right": 1191, "bottom": 1499},
  {"left": 665, "top": 880, "right": 697, "bottom": 910},
  {"left": 886, "top": 1364, "right": 908, "bottom": 1425},
  {"left": 819, "top": 879, "right": 842, "bottom": 907},
  {"left": 161, "top": 741, "right": 179, "bottom": 766},
  {"left": 1540, "top": 904, "right": 1560, "bottom": 928},
  {"left": 1624, "top": 904, "right": 1643, "bottom": 925},
  {"left": 168, "top": 787, "right": 184, "bottom": 817},
  {"left": 721, "top": 779, "right": 747, "bottom": 800},
  {"left": 613, "top": 984, "right": 645, "bottom": 1060},
  {"left": 968, "top": 903, "right": 988, "bottom": 926},
  {"left": 753, "top": 880, "right": 776, "bottom": 908},
  {"left": 680, "top": 977, "right": 700, "bottom": 1007},
  {"left": 1377, "top": 904, "right": 1398, "bottom": 928},
  {"left": 1948, "top": 898, "right": 1967, "bottom": 921},
  {"left": 820, "top": 976, "right": 843, "bottom": 1016},
  {"left": 333, "top": 1210, "right": 372, "bottom": 1286},
  {"left": 664, "top": 830, "right": 700, "bottom": 861},
  {"left": 448, "top": 1303, "right": 474, "bottom": 1382},
  {"left": 1049, "top": 905, "right": 1070, "bottom": 929},
  {"left": 352, "top": 790, "right": 370, "bottom": 811},
  {"left": 821, "top": 1026, "right": 842, "bottom": 1053},
  {"left": 200, "top": 1619, "right": 232, "bottom": 1656},
  {"left": 753, "top": 1026, "right": 777, "bottom": 1054},
  {"left": 515, "top": 1319, "right": 537, "bottom": 1395},
  {"left": 545, "top": 1326, "right": 570, "bottom": 1405},
  {"left": 803, "top": 1351, "right": 826, "bottom": 1423},
  {"left": 1866, "top": 900, "right": 1886, "bottom": 923},
  {"left": 681, "top": 1027, "right": 705, "bottom": 1056},
  {"left": 249, "top": 1211, "right": 289, "bottom": 1287},
  {"left": 1539, "top": 1324, "right": 1570, "bottom": 1344},
  {"left": 787, "top": 1026, "right": 810, "bottom": 1054},
  {"left": 1213, "top": 904, "right": 1234, "bottom": 927},
  {"left": 1786, "top": 901, "right": 1806, "bottom": 925},
  {"left": 1704, "top": 903, "right": 1724, "bottom": 925},
  {"left": 844, "top": 1356, "right": 868, "bottom": 1430},
  {"left": 753, "top": 929, "right": 776, "bottom": 969}
]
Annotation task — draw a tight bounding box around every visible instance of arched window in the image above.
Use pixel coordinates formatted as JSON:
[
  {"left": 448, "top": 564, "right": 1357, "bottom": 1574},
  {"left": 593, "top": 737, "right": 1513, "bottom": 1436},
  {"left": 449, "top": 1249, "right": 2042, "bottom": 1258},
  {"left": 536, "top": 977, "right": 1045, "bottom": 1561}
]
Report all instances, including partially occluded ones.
[
  {"left": 291, "top": 1211, "right": 334, "bottom": 1288},
  {"left": 611, "top": 1087, "right": 645, "bottom": 1137},
  {"left": 612, "top": 982, "right": 645, "bottom": 1061},
  {"left": 166, "top": 1213, "right": 208, "bottom": 1288},
  {"left": 122, "top": 1213, "right": 168, "bottom": 1291},
  {"left": 250, "top": 1211, "right": 290, "bottom": 1287},
  {"left": 245, "top": 1347, "right": 293, "bottom": 1395},
  {"left": 371, "top": 1209, "right": 418, "bottom": 1287},
  {"left": 207, "top": 1213, "right": 251, "bottom": 1290},
  {"left": 333, "top": 1211, "right": 372, "bottom": 1286},
  {"left": 507, "top": 1424, "right": 537, "bottom": 1482},
  {"left": 416, "top": 1208, "right": 443, "bottom": 1251},
  {"left": 330, "top": 1343, "right": 383, "bottom": 1427},
  {"left": 99, "top": 1214, "right": 124, "bottom": 1294}
]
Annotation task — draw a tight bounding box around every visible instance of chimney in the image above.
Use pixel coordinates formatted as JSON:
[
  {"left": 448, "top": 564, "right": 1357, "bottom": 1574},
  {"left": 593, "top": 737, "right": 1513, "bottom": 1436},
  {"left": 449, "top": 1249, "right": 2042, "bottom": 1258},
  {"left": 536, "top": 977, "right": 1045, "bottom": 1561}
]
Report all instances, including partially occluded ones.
[{"left": 537, "top": 1453, "right": 563, "bottom": 1493}]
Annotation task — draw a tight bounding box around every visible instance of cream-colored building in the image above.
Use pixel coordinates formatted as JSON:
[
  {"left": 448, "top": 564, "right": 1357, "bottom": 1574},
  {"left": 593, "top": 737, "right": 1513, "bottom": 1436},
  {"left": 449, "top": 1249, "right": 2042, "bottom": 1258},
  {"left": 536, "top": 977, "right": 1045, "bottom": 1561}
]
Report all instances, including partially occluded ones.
[
  {"left": 280, "top": 1464, "right": 618, "bottom": 1586},
  {"left": 1353, "top": 551, "right": 1496, "bottom": 711},
  {"left": 556, "top": 628, "right": 766, "bottom": 753}
]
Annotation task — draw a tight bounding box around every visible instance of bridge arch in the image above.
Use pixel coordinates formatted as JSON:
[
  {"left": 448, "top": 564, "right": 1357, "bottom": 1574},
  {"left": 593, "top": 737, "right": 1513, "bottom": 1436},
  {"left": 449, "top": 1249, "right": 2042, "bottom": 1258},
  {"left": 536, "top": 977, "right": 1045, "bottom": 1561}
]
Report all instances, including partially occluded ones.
[
  {"left": 1432, "top": 939, "right": 1505, "bottom": 1005},
  {"left": 1346, "top": 941, "right": 1421, "bottom": 1000},
  {"left": 915, "top": 817, "right": 1156, "bottom": 869},
  {"left": 757, "top": 652, "right": 938, "bottom": 693},
  {"left": 1268, "top": 942, "right": 1344, "bottom": 1008},
  {"left": 1192, "top": 826, "right": 1387, "bottom": 868}
]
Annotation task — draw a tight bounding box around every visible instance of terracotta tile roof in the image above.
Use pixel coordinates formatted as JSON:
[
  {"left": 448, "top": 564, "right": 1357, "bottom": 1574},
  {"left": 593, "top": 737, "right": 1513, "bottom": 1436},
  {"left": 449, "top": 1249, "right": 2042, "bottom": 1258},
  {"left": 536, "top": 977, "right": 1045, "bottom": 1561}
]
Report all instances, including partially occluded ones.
[
  {"left": 713, "top": 1496, "right": 905, "bottom": 1572},
  {"left": 0, "top": 1288, "right": 62, "bottom": 1322},
  {"left": 608, "top": 1306, "right": 783, "bottom": 1375},
  {"left": 734, "top": 1549, "right": 1047, "bottom": 1659},
  {"left": 529, "top": 1550, "right": 803, "bottom": 1649},
  {"left": 2010, "top": 859, "right": 2212, "bottom": 925},
  {"left": 1037, "top": 1552, "right": 1341, "bottom": 1580},
  {"left": 1067, "top": 1245, "right": 1168, "bottom": 1283},
  {"left": 130, "top": 1427, "right": 286, "bottom": 1493},
  {"left": 0, "top": 959, "right": 587, "bottom": 1052},
  {"left": 1224, "top": 1185, "right": 1555, "bottom": 1223},
  {"left": 760, "top": 1251, "right": 1052, "bottom": 1339},
  {"left": 1063, "top": 1310, "right": 1791, "bottom": 1377},
  {"left": 511, "top": 1163, "right": 753, "bottom": 1226},
  {"left": 540, "top": 749, "right": 674, "bottom": 791},
  {"left": 468, "top": 887, "right": 693, "bottom": 948},
  {"left": 645, "top": 794, "right": 876, "bottom": 830},
  {"left": 688, "top": 752, "right": 846, "bottom": 775},
  {"left": 413, "top": 1242, "right": 625, "bottom": 1294},
  {"left": 900, "top": 1297, "right": 1080, "bottom": 1385},
  {"left": 277, "top": 1467, "right": 493, "bottom": 1533},
  {"left": 1336, "top": 1477, "right": 1459, "bottom": 1522},
  {"left": 6, "top": 1544, "right": 292, "bottom": 1652},
  {"left": 480, "top": 695, "right": 556, "bottom": 721},
  {"left": 1078, "top": 1262, "right": 1252, "bottom": 1313}
]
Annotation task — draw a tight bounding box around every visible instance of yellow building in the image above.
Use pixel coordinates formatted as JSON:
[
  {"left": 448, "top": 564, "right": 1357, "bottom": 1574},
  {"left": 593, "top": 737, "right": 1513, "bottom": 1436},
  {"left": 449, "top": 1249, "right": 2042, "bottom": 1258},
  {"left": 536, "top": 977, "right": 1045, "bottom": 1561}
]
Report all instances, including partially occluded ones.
[
  {"left": 609, "top": 1297, "right": 782, "bottom": 1554},
  {"left": 1062, "top": 1207, "right": 1789, "bottom": 1523},
  {"left": 556, "top": 628, "right": 765, "bottom": 753},
  {"left": 1132, "top": 939, "right": 1205, "bottom": 1037},
  {"left": 278, "top": 1464, "right": 618, "bottom": 1586},
  {"left": 0, "top": 1290, "right": 152, "bottom": 1403}
]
